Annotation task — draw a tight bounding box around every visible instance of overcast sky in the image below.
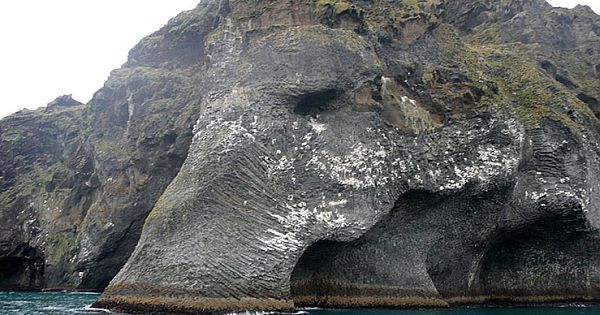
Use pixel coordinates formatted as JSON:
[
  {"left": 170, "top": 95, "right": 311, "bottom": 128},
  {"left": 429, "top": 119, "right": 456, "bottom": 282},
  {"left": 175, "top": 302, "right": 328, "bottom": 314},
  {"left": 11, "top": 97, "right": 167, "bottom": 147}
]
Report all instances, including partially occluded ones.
[
  {"left": 0, "top": 1, "right": 598, "bottom": 119},
  {"left": 0, "top": 1, "right": 199, "bottom": 119}
]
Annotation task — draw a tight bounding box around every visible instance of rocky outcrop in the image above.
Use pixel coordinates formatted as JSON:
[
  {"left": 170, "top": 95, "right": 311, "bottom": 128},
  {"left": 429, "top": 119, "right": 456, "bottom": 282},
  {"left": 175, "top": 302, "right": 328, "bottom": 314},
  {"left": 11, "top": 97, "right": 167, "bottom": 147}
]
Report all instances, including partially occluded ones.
[
  {"left": 0, "top": 31, "right": 203, "bottom": 290},
  {"left": 2, "top": 0, "right": 600, "bottom": 313},
  {"left": 45, "top": 95, "right": 83, "bottom": 111}
]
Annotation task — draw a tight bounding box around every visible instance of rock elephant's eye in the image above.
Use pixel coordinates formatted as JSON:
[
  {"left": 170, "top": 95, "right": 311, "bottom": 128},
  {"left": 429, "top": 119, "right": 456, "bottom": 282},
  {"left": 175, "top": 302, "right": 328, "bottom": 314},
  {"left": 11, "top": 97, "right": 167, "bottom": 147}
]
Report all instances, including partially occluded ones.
[{"left": 294, "top": 89, "right": 342, "bottom": 117}]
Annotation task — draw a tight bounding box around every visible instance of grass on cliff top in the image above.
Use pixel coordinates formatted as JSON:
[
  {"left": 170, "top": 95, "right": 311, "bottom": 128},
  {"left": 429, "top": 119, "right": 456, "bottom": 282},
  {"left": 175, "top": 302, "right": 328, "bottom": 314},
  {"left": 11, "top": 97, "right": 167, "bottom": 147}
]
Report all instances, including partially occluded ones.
[
  {"left": 432, "top": 24, "right": 596, "bottom": 130},
  {"left": 485, "top": 45, "right": 596, "bottom": 129},
  {"left": 359, "top": 0, "right": 441, "bottom": 28},
  {"left": 464, "top": 5, "right": 600, "bottom": 122},
  {"left": 0, "top": 110, "right": 84, "bottom": 194}
]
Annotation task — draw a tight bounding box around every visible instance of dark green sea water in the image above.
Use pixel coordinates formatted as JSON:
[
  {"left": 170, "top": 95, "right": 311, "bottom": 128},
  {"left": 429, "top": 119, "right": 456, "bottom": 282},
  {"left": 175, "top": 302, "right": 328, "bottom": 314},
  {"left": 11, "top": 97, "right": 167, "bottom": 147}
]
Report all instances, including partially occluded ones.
[
  {"left": 306, "top": 308, "right": 600, "bottom": 315},
  {"left": 0, "top": 291, "right": 104, "bottom": 314},
  {"left": 2, "top": 292, "right": 600, "bottom": 315}
]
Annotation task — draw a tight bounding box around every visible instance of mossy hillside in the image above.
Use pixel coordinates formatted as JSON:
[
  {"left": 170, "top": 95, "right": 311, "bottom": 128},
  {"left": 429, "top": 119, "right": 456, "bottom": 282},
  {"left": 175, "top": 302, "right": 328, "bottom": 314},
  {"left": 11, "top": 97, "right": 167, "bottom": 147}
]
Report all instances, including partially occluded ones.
[
  {"left": 390, "top": 24, "right": 503, "bottom": 119},
  {"left": 132, "top": 88, "right": 201, "bottom": 149},
  {"left": 0, "top": 105, "right": 84, "bottom": 146},
  {"left": 534, "top": 49, "right": 600, "bottom": 117},
  {"left": 464, "top": 3, "right": 600, "bottom": 120},
  {"left": 486, "top": 47, "right": 595, "bottom": 130},
  {"left": 392, "top": 0, "right": 441, "bottom": 23},
  {"left": 316, "top": 0, "right": 363, "bottom": 16},
  {"left": 205, "top": 0, "right": 442, "bottom": 56},
  {"left": 0, "top": 105, "right": 86, "bottom": 203},
  {"left": 0, "top": 104, "right": 90, "bottom": 287},
  {"left": 217, "top": 2, "right": 570, "bottom": 127},
  {"left": 46, "top": 231, "right": 77, "bottom": 266},
  {"left": 87, "top": 66, "right": 199, "bottom": 161},
  {"left": 430, "top": 24, "right": 596, "bottom": 129},
  {"left": 123, "top": 3, "right": 214, "bottom": 68},
  {"left": 354, "top": 0, "right": 441, "bottom": 37}
]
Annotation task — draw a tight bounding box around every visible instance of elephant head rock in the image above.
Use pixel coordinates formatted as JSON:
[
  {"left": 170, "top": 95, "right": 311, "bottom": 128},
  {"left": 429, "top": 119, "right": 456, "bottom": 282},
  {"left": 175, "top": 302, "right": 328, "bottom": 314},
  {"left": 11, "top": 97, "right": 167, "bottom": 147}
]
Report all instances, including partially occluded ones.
[
  {"left": 3, "top": 0, "right": 600, "bottom": 314},
  {"left": 94, "top": 0, "right": 600, "bottom": 313}
]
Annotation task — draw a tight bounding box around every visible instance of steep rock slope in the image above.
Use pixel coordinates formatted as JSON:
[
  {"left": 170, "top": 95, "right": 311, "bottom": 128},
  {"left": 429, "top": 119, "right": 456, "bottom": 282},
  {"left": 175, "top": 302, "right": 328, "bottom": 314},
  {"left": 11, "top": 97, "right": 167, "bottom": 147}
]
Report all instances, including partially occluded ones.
[
  {"left": 0, "top": 16, "right": 204, "bottom": 289},
  {"left": 1, "top": 0, "right": 600, "bottom": 313},
  {"left": 88, "top": 0, "right": 600, "bottom": 313}
]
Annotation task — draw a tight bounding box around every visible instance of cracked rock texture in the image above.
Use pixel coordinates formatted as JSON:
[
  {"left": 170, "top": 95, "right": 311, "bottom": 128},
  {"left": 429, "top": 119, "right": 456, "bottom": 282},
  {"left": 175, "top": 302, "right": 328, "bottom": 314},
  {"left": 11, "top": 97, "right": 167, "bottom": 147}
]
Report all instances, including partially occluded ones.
[{"left": 2, "top": 0, "right": 600, "bottom": 313}]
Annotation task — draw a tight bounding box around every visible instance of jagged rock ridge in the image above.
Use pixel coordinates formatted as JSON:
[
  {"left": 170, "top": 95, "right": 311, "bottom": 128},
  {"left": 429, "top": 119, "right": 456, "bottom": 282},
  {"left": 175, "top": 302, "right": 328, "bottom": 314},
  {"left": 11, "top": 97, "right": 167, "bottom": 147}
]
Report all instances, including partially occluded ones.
[{"left": 1, "top": 0, "right": 600, "bottom": 314}]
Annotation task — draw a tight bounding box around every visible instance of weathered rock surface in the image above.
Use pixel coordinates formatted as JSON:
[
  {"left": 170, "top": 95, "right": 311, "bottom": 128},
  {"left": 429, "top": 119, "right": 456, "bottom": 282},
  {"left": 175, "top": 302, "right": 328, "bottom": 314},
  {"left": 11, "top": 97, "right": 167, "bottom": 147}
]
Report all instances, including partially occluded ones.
[
  {"left": 45, "top": 95, "right": 83, "bottom": 111},
  {"left": 0, "top": 37, "right": 202, "bottom": 290},
  {"left": 2, "top": 0, "right": 600, "bottom": 313}
]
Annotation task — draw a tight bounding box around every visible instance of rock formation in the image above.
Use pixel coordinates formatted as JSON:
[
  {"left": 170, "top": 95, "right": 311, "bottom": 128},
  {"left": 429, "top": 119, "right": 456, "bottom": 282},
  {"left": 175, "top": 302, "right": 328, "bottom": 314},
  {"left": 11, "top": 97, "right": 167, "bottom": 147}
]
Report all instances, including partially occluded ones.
[{"left": 2, "top": 0, "right": 600, "bottom": 314}]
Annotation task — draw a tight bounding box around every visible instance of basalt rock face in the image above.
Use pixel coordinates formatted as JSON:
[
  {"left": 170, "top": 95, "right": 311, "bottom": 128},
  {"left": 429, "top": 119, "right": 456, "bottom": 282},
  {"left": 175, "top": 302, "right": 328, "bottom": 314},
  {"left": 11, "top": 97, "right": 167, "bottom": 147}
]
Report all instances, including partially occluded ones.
[
  {"left": 88, "top": 0, "right": 600, "bottom": 313},
  {"left": 2, "top": 0, "right": 600, "bottom": 313},
  {"left": 0, "top": 17, "right": 203, "bottom": 289}
]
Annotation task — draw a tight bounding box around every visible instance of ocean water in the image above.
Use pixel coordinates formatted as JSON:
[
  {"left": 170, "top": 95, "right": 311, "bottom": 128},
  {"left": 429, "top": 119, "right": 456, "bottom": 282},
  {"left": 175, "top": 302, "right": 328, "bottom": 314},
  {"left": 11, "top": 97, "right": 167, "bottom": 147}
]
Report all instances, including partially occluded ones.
[
  {"left": 0, "top": 291, "right": 105, "bottom": 314},
  {"left": 305, "top": 308, "right": 600, "bottom": 315},
  {"left": 2, "top": 291, "right": 600, "bottom": 315}
]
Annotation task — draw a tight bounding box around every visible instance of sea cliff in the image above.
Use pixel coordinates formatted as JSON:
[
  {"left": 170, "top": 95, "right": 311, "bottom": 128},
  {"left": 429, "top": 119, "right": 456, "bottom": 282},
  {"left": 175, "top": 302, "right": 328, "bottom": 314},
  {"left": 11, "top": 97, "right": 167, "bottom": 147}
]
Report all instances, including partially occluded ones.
[{"left": 2, "top": 0, "right": 600, "bottom": 314}]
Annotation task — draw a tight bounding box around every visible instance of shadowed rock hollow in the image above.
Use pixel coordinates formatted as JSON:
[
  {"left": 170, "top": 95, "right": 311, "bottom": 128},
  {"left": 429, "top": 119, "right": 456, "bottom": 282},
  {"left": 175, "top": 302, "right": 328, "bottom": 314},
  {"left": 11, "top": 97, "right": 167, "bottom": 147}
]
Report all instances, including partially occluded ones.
[{"left": 2, "top": 0, "right": 600, "bottom": 314}]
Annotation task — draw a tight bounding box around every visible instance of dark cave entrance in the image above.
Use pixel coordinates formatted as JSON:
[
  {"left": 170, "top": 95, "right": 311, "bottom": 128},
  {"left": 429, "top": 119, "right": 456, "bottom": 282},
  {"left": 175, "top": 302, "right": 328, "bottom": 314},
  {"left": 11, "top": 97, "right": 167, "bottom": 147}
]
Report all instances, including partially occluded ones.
[
  {"left": 0, "top": 245, "right": 44, "bottom": 290},
  {"left": 290, "top": 238, "right": 394, "bottom": 308},
  {"left": 294, "top": 89, "right": 341, "bottom": 117},
  {"left": 289, "top": 191, "right": 446, "bottom": 308},
  {"left": 290, "top": 239, "right": 346, "bottom": 305},
  {"left": 478, "top": 212, "right": 597, "bottom": 298}
]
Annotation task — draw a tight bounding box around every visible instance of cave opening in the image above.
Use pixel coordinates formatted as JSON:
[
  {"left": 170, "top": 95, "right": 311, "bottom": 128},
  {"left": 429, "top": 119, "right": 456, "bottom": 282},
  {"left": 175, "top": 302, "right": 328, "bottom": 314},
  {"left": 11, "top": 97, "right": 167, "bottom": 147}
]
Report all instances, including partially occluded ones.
[
  {"left": 290, "top": 190, "right": 446, "bottom": 308},
  {"left": 0, "top": 245, "right": 44, "bottom": 290},
  {"left": 290, "top": 239, "right": 348, "bottom": 306},
  {"left": 294, "top": 89, "right": 341, "bottom": 117},
  {"left": 288, "top": 182, "right": 598, "bottom": 307},
  {"left": 478, "top": 213, "right": 596, "bottom": 300}
]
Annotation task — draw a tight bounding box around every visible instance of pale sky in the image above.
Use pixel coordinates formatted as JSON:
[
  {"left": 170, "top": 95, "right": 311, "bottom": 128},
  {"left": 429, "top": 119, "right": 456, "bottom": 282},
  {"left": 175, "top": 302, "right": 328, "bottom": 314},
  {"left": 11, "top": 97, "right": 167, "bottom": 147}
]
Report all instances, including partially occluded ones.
[
  {"left": 0, "top": 1, "right": 199, "bottom": 118},
  {"left": 548, "top": 0, "right": 600, "bottom": 13},
  {"left": 0, "top": 1, "right": 598, "bottom": 119}
]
